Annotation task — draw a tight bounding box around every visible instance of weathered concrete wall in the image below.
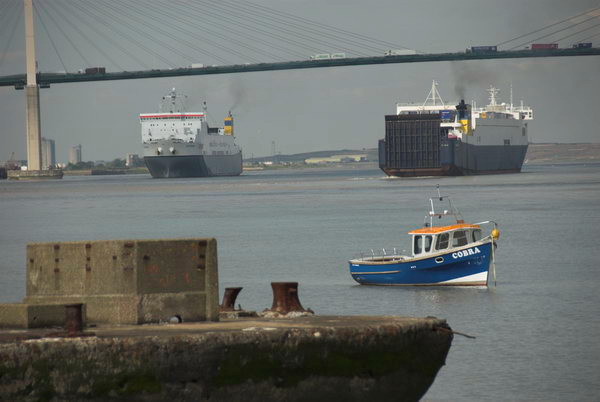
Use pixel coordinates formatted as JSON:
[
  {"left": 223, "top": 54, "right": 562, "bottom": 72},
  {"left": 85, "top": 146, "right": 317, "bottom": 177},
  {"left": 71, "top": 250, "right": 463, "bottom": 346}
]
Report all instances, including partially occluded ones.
[
  {"left": 23, "top": 238, "right": 219, "bottom": 325},
  {"left": 0, "top": 304, "right": 67, "bottom": 329},
  {"left": 0, "top": 316, "right": 452, "bottom": 401}
]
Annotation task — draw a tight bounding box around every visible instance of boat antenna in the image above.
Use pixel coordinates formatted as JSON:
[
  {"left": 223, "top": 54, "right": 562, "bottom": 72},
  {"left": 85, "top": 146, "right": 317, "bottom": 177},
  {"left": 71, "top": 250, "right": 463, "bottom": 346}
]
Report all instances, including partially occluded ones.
[{"left": 427, "top": 185, "right": 464, "bottom": 227}]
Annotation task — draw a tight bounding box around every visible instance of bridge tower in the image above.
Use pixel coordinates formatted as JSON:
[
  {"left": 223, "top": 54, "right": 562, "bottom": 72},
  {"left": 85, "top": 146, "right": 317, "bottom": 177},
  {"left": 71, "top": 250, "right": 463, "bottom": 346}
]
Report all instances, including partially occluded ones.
[
  {"left": 10, "top": 0, "right": 62, "bottom": 179},
  {"left": 24, "top": 0, "right": 41, "bottom": 171}
]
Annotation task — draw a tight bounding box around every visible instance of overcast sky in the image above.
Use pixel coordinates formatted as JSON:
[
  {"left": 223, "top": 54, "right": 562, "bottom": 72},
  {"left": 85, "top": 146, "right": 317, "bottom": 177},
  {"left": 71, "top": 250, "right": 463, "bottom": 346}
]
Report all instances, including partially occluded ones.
[{"left": 0, "top": 0, "right": 599, "bottom": 163}]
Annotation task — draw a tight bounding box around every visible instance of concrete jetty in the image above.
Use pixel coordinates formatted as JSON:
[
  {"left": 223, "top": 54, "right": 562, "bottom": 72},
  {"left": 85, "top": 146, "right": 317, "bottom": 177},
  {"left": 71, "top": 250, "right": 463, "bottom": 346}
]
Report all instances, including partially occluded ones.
[
  {"left": 7, "top": 169, "right": 63, "bottom": 180},
  {"left": 0, "top": 238, "right": 453, "bottom": 400},
  {"left": 0, "top": 316, "right": 452, "bottom": 401}
]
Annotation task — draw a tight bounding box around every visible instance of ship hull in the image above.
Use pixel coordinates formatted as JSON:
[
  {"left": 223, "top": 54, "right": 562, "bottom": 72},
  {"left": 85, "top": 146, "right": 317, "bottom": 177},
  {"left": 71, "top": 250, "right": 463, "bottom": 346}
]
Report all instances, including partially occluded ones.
[
  {"left": 380, "top": 113, "right": 529, "bottom": 177},
  {"left": 144, "top": 153, "right": 242, "bottom": 178},
  {"left": 382, "top": 143, "right": 528, "bottom": 177}
]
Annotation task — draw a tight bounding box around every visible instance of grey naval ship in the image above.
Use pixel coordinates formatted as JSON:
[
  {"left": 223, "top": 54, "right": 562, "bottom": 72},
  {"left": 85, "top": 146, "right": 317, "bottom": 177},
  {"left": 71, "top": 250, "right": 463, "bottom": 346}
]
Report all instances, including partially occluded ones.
[
  {"left": 379, "top": 81, "right": 533, "bottom": 176},
  {"left": 140, "top": 89, "right": 242, "bottom": 178}
]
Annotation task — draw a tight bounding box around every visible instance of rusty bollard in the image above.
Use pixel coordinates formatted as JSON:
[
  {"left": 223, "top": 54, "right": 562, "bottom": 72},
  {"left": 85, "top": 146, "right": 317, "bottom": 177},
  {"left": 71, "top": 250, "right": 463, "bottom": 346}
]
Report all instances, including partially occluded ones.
[
  {"left": 65, "top": 303, "right": 83, "bottom": 336},
  {"left": 270, "top": 282, "right": 309, "bottom": 314},
  {"left": 220, "top": 287, "right": 243, "bottom": 311}
]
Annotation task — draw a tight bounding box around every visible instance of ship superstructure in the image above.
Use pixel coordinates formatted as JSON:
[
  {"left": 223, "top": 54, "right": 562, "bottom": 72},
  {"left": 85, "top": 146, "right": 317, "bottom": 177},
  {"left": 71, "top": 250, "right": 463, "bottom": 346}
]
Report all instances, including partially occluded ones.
[
  {"left": 140, "top": 89, "right": 242, "bottom": 178},
  {"left": 379, "top": 81, "right": 533, "bottom": 176}
]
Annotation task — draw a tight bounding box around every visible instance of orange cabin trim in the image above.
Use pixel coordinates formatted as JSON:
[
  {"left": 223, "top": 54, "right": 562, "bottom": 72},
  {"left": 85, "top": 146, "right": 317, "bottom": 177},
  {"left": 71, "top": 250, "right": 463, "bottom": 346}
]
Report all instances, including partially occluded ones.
[{"left": 408, "top": 223, "right": 480, "bottom": 235}]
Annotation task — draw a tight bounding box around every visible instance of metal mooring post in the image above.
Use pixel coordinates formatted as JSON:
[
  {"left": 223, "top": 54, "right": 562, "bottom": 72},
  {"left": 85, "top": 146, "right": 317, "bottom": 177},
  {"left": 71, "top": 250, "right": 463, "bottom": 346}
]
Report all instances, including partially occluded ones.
[
  {"left": 220, "top": 287, "right": 243, "bottom": 311},
  {"left": 65, "top": 303, "right": 83, "bottom": 336},
  {"left": 270, "top": 282, "right": 306, "bottom": 314}
]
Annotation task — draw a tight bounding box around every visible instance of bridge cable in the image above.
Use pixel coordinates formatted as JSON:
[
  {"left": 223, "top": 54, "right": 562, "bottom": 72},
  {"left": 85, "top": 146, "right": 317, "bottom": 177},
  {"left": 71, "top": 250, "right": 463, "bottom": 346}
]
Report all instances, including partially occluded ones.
[
  {"left": 33, "top": 1, "right": 92, "bottom": 67},
  {"left": 227, "top": 0, "right": 420, "bottom": 53},
  {"left": 67, "top": 0, "right": 179, "bottom": 68},
  {"left": 202, "top": 0, "right": 389, "bottom": 55},
  {"left": 171, "top": 1, "right": 320, "bottom": 58},
  {"left": 43, "top": 0, "right": 124, "bottom": 71},
  {"left": 193, "top": 0, "right": 371, "bottom": 57},
  {"left": 551, "top": 22, "right": 600, "bottom": 45},
  {"left": 132, "top": 0, "right": 301, "bottom": 61},
  {"left": 161, "top": 1, "right": 306, "bottom": 61},
  {"left": 77, "top": 0, "right": 222, "bottom": 66},
  {"left": 184, "top": 0, "right": 367, "bottom": 57},
  {"left": 0, "top": 0, "right": 17, "bottom": 30},
  {"left": 101, "top": 0, "right": 244, "bottom": 64},
  {"left": 189, "top": 0, "right": 370, "bottom": 57},
  {"left": 508, "top": 15, "right": 600, "bottom": 50},
  {"left": 116, "top": 0, "right": 269, "bottom": 63},
  {"left": 33, "top": 1, "right": 68, "bottom": 72},
  {"left": 571, "top": 29, "right": 600, "bottom": 43},
  {"left": 88, "top": 0, "right": 235, "bottom": 65},
  {"left": 65, "top": 1, "right": 152, "bottom": 70},
  {"left": 496, "top": 5, "right": 600, "bottom": 47},
  {"left": 158, "top": 1, "right": 329, "bottom": 57},
  {"left": 0, "top": 1, "right": 22, "bottom": 73}
]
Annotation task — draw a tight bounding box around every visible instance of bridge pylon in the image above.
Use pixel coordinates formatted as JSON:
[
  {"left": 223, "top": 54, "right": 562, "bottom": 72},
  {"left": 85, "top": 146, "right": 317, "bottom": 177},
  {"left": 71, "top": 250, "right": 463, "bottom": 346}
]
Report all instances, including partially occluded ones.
[{"left": 10, "top": 0, "right": 62, "bottom": 180}]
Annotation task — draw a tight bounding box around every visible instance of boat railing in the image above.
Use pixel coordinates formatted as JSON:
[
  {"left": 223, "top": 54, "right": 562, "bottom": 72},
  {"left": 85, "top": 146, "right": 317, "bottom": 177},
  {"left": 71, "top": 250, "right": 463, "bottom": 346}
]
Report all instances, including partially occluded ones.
[{"left": 353, "top": 248, "right": 407, "bottom": 262}]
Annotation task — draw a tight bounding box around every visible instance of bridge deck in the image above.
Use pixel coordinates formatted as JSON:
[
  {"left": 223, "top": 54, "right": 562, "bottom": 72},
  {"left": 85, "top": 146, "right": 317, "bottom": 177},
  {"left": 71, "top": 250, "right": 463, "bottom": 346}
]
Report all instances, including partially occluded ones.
[{"left": 1, "top": 48, "right": 598, "bottom": 88}]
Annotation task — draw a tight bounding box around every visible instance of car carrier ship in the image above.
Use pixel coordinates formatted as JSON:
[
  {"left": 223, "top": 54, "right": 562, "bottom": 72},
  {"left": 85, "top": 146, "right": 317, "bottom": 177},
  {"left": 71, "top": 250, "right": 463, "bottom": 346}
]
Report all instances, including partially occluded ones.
[
  {"left": 379, "top": 81, "right": 533, "bottom": 177},
  {"left": 140, "top": 89, "right": 242, "bottom": 178}
]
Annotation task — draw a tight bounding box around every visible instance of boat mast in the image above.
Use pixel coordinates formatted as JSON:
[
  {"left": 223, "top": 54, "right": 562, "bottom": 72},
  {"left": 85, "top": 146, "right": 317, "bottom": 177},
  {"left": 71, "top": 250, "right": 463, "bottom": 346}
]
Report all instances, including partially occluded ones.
[{"left": 427, "top": 185, "right": 464, "bottom": 227}]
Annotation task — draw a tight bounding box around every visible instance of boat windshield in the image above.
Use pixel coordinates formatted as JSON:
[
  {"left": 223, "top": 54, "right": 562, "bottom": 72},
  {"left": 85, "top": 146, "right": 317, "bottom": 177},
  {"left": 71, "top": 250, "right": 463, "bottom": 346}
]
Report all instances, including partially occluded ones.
[
  {"left": 436, "top": 232, "right": 450, "bottom": 249},
  {"left": 414, "top": 235, "right": 433, "bottom": 255},
  {"left": 452, "top": 230, "right": 468, "bottom": 247}
]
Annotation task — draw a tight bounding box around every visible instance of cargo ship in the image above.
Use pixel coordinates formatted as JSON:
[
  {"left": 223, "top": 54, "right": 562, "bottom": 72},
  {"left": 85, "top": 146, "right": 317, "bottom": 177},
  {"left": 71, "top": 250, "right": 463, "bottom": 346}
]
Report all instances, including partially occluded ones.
[
  {"left": 140, "top": 89, "right": 242, "bottom": 178},
  {"left": 379, "top": 81, "right": 533, "bottom": 177}
]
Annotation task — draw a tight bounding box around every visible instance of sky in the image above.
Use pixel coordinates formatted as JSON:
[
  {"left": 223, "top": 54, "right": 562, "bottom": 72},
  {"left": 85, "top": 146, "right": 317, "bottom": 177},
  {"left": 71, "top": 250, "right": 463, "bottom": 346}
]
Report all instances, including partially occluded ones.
[{"left": 0, "top": 0, "right": 599, "bottom": 163}]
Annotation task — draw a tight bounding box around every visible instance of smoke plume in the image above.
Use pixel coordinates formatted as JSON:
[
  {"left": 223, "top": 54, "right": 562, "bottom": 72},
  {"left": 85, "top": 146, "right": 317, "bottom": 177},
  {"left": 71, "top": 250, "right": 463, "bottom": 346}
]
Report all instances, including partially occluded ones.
[{"left": 450, "top": 61, "right": 507, "bottom": 102}]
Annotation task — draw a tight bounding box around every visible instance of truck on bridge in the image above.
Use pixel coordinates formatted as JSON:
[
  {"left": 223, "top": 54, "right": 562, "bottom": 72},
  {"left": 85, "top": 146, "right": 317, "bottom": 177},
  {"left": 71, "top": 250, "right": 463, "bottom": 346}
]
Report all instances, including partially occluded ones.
[
  {"left": 531, "top": 43, "right": 558, "bottom": 50},
  {"left": 467, "top": 46, "right": 498, "bottom": 53}
]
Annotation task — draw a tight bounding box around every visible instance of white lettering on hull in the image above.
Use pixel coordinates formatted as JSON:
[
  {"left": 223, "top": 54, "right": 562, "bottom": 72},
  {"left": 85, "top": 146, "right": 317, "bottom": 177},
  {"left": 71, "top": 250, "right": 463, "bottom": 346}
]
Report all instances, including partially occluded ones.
[{"left": 452, "top": 246, "right": 481, "bottom": 259}]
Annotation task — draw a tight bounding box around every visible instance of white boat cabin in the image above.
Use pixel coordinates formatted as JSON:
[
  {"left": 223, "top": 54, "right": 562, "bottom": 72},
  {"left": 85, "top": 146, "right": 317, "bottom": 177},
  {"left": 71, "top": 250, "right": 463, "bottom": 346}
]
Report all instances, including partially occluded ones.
[{"left": 408, "top": 223, "right": 482, "bottom": 257}]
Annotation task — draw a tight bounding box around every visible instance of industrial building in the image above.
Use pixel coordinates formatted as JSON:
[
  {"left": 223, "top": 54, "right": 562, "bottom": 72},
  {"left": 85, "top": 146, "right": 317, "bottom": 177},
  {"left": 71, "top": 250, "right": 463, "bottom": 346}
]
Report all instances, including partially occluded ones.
[
  {"left": 68, "top": 144, "right": 82, "bottom": 165},
  {"left": 41, "top": 137, "right": 56, "bottom": 169}
]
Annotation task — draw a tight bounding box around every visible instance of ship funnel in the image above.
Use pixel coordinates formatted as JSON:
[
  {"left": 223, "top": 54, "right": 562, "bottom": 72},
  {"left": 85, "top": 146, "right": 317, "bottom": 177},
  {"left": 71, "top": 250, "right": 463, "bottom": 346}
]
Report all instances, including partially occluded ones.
[
  {"left": 456, "top": 99, "right": 472, "bottom": 135},
  {"left": 224, "top": 112, "right": 234, "bottom": 136}
]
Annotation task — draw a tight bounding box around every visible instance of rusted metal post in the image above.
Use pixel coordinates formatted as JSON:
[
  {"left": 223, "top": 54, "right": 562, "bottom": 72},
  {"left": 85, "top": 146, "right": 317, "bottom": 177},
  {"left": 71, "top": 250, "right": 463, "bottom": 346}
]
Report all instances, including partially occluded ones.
[
  {"left": 220, "top": 287, "right": 243, "bottom": 311},
  {"left": 65, "top": 303, "right": 83, "bottom": 336},
  {"left": 270, "top": 282, "right": 306, "bottom": 314}
]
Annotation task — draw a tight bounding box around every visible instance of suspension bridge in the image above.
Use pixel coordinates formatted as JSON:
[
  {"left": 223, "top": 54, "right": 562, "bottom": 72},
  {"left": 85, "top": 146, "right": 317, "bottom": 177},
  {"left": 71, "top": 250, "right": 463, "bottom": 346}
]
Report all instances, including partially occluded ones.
[{"left": 0, "top": 0, "right": 598, "bottom": 176}]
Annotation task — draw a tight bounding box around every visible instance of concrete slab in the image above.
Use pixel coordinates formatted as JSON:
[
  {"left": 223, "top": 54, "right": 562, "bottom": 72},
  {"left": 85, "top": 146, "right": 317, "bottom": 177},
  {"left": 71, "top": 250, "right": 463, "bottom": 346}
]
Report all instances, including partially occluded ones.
[{"left": 0, "top": 315, "right": 453, "bottom": 401}]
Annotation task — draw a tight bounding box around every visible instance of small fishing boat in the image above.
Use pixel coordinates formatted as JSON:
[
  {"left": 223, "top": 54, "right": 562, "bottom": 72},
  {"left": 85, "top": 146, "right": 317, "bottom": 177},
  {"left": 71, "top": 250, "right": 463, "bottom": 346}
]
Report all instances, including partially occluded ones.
[{"left": 348, "top": 186, "right": 500, "bottom": 286}]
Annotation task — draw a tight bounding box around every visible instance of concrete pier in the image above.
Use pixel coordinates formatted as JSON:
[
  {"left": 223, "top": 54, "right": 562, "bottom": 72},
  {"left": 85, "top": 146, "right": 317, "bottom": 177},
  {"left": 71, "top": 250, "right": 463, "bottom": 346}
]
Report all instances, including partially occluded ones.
[
  {"left": 7, "top": 169, "right": 63, "bottom": 180},
  {"left": 0, "top": 315, "right": 453, "bottom": 401},
  {"left": 0, "top": 238, "right": 454, "bottom": 400}
]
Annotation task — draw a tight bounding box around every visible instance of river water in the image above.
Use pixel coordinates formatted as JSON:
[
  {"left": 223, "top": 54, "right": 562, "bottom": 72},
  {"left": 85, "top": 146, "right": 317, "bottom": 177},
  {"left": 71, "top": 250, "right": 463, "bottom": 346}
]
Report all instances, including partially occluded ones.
[{"left": 1, "top": 163, "right": 599, "bottom": 400}]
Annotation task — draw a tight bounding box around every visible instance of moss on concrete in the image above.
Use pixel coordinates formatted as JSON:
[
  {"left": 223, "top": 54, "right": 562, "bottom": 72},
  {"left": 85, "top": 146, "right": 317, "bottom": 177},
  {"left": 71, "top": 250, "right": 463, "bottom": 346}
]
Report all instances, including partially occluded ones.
[{"left": 0, "top": 316, "right": 452, "bottom": 401}]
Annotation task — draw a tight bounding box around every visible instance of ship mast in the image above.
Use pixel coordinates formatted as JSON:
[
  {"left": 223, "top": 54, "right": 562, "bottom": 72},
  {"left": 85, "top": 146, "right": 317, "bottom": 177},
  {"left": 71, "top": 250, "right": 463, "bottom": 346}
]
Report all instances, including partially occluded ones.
[
  {"left": 422, "top": 80, "right": 445, "bottom": 108},
  {"left": 487, "top": 86, "right": 500, "bottom": 106}
]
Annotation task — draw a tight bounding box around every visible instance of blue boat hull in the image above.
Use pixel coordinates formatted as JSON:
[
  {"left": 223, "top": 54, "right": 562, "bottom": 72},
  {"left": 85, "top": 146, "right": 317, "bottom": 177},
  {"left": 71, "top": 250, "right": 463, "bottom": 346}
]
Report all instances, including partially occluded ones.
[{"left": 349, "top": 242, "right": 492, "bottom": 286}]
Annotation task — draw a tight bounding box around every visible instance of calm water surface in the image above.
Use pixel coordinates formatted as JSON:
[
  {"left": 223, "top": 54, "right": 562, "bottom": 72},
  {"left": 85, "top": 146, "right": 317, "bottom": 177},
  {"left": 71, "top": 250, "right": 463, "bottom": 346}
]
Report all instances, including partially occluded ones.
[{"left": 1, "top": 163, "right": 599, "bottom": 400}]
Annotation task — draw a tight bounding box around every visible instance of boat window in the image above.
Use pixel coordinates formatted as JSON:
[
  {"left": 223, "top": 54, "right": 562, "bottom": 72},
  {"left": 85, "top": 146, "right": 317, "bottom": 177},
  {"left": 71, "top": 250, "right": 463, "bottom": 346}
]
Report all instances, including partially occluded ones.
[
  {"left": 413, "top": 236, "right": 422, "bottom": 255},
  {"left": 452, "top": 230, "right": 468, "bottom": 247},
  {"left": 472, "top": 229, "right": 482, "bottom": 242},
  {"left": 424, "top": 235, "right": 433, "bottom": 252},
  {"left": 436, "top": 233, "right": 449, "bottom": 250}
]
